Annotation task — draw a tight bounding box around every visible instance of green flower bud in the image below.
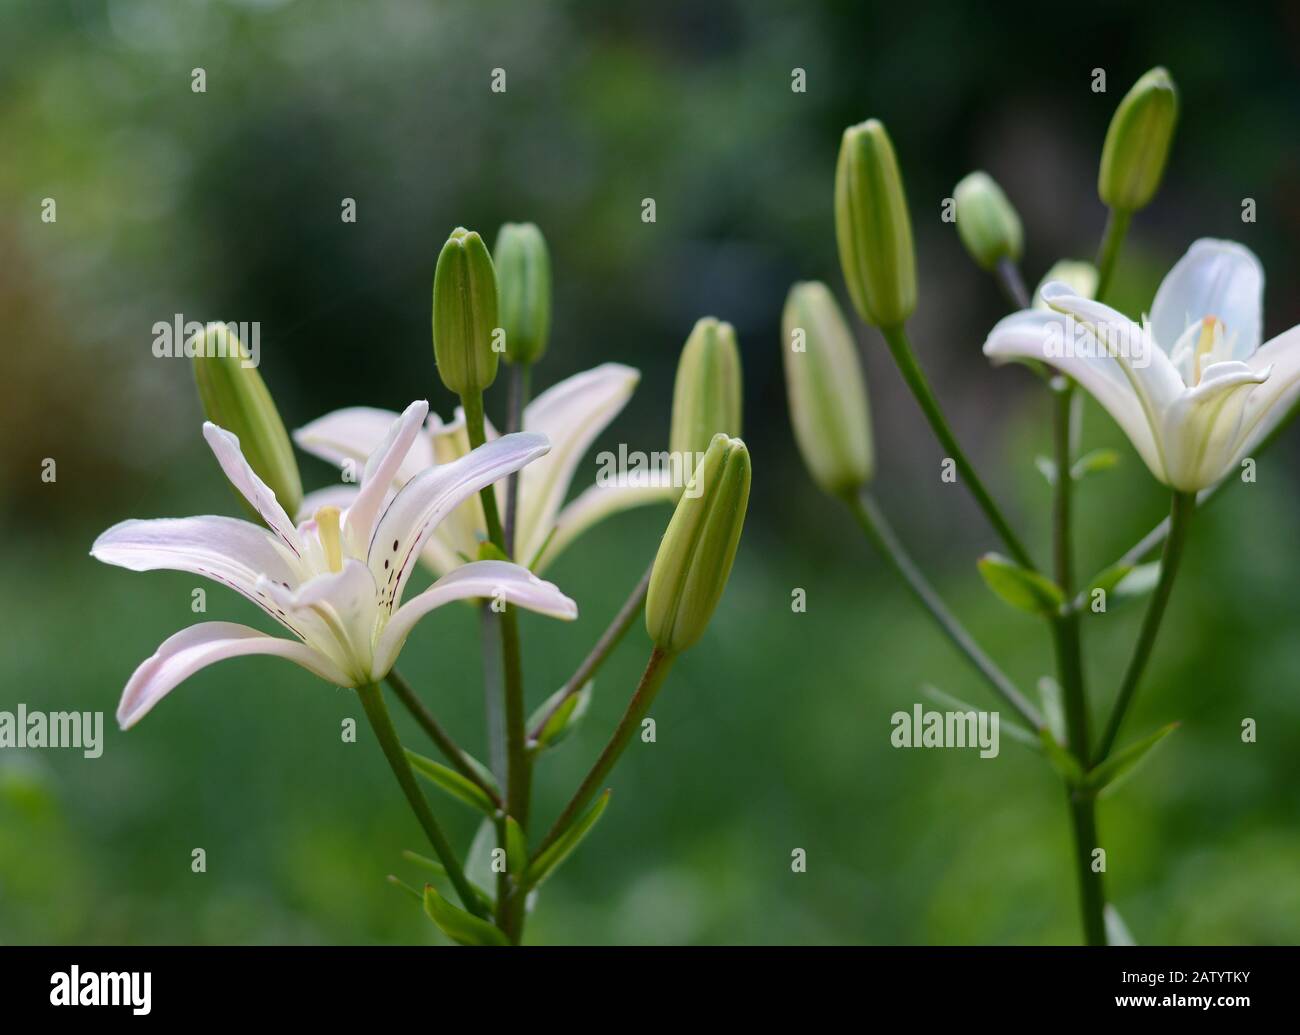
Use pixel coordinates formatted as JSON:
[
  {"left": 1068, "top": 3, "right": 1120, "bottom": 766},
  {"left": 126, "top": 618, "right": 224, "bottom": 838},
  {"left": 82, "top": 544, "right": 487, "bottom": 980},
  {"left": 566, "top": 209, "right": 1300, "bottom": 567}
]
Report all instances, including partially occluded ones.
[
  {"left": 646, "top": 434, "right": 750, "bottom": 654},
  {"left": 834, "top": 118, "right": 917, "bottom": 328},
  {"left": 493, "top": 222, "right": 551, "bottom": 365},
  {"left": 781, "top": 282, "right": 873, "bottom": 496},
  {"left": 192, "top": 322, "right": 302, "bottom": 519},
  {"left": 1098, "top": 67, "right": 1178, "bottom": 213},
  {"left": 669, "top": 317, "right": 743, "bottom": 461},
  {"left": 432, "top": 227, "right": 500, "bottom": 396},
  {"left": 1034, "top": 260, "right": 1098, "bottom": 307},
  {"left": 953, "top": 171, "right": 1023, "bottom": 271}
]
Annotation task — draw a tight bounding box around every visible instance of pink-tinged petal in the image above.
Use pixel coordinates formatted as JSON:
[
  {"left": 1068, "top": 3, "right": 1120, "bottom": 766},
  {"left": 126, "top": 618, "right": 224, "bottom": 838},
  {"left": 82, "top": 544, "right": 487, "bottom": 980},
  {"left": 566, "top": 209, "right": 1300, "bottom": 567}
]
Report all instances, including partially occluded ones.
[
  {"left": 1235, "top": 324, "right": 1300, "bottom": 457},
  {"left": 516, "top": 364, "right": 639, "bottom": 564},
  {"left": 345, "top": 400, "right": 429, "bottom": 552},
  {"left": 984, "top": 308, "right": 1166, "bottom": 482},
  {"left": 203, "top": 423, "right": 303, "bottom": 555},
  {"left": 117, "top": 621, "right": 348, "bottom": 729},
  {"left": 259, "top": 558, "right": 378, "bottom": 680},
  {"left": 296, "top": 484, "right": 361, "bottom": 524},
  {"left": 294, "top": 406, "right": 434, "bottom": 482},
  {"left": 1151, "top": 239, "right": 1264, "bottom": 360},
  {"left": 91, "top": 516, "right": 315, "bottom": 637},
  {"left": 372, "top": 560, "right": 576, "bottom": 677},
  {"left": 368, "top": 432, "right": 551, "bottom": 612},
  {"left": 535, "top": 480, "right": 676, "bottom": 572}
]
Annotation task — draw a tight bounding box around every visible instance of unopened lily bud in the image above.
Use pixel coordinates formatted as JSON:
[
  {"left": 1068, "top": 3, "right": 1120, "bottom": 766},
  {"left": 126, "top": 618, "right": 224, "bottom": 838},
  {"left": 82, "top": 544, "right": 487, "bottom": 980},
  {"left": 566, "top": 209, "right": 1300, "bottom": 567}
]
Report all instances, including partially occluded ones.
[
  {"left": 646, "top": 434, "right": 750, "bottom": 654},
  {"left": 1098, "top": 67, "right": 1178, "bottom": 213},
  {"left": 669, "top": 317, "right": 743, "bottom": 461},
  {"left": 1034, "top": 261, "right": 1098, "bottom": 307},
  {"left": 781, "top": 282, "right": 873, "bottom": 496},
  {"left": 834, "top": 118, "right": 916, "bottom": 328},
  {"left": 493, "top": 222, "right": 551, "bottom": 365},
  {"left": 953, "top": 171, "right": 1023, "bottom": 272},
  {"left": 192, "top": 322, "right": 302, "bottom": 518},
  {"left": 432, "top": 227, "right": 499, "bottom": 396}
]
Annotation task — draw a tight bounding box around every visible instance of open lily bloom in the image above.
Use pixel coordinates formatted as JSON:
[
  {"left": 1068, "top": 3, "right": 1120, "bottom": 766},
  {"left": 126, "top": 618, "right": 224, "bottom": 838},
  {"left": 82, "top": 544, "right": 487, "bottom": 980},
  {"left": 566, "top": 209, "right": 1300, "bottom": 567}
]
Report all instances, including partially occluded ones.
[
  {"left": 92, "top": 401, "right": 577, "bottom": 728},
  {"left": 985, "top": 239, "right": 1300, "bottom": 492},
  {"left": 294, "top": 363, "right": 675, "bottom": 574}
]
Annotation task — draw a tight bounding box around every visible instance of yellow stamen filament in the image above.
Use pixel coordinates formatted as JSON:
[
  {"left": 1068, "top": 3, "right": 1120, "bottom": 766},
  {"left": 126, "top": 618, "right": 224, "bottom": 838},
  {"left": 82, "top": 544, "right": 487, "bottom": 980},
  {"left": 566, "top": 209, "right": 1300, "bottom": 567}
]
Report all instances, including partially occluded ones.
[
  {"left": 1193, "top": 315, "right": 1223, "bottom": 384},
  {"left": 315, "top": 505, "right": 343, "bottom": 572}
]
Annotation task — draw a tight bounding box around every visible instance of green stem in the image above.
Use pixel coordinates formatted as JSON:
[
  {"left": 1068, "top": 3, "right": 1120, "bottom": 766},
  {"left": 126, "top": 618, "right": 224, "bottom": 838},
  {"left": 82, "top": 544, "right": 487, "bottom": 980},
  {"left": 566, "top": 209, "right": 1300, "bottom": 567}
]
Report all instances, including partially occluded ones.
[
  {"left": 357, "top": 682, "right": 486, "bottom": 918},
  {"left": 845, "top": 491, "right": 1042, "bottom": 731},
  {"left": 994, "top": 257, "right": 1030, "bottom": 310},
  {"left": 536, "top": 648, "right": 676, "bottom": 857},
  {"left": 461, "top": 389, "right": 507, "bottom": 549},
  {"left": 1066, "top": 789, "right": 1108, "bottom": 946},
  {"left": 385, "top": 667, "right": 501, "bottom": 810},
  {"left": 503, "top": 363, "right": 531, "bottom": 556},
  {"left": 528, "top": 560, "right": 653, "bottom": 743},
  {"left": 879, "top": 324, "right": 1036, "bottom": 571},
  {"left": 1093, "top": 208, "right": 1131, "bottom": 304},
  {"left": 1050, "top": 382, "right": 1090, "bottom": 762},
  {"left": 480, "top": 605, "right": 506, "bottom": 783},
  {"left": 1095, "top": 491, "right": 1195, "bottom": 761}
]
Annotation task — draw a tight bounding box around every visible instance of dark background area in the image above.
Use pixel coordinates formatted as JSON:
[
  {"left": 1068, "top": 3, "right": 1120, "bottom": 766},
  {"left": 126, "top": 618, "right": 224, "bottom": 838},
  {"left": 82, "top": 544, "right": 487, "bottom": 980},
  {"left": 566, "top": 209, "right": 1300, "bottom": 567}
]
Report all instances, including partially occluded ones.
[{"left": 2, "top": 0, "right": 1299, "bottom": 944}]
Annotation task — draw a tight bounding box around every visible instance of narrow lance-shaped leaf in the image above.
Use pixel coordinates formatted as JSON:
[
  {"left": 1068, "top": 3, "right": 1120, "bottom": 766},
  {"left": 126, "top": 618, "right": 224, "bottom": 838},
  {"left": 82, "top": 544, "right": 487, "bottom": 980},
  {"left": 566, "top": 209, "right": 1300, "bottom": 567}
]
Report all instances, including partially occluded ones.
[
  {"left": 406, "top": 749, "right": 496, "bottom": 816},
  {"left": 1039, "top": 728, "right": 1084, "bottom": 786},
  {"left": 1036, "top": 676, "right": 1067, "bottom": 745},
  {"left": 922, "top": 684, "right": 1038, "bottom": 749},
  {"left": 524, "top": 790, "right": 611, "bottom": 890},
  {"left": 528, "top": 681, "right": 594, "bottom": 751},
  {"left": 1071, "top": 448, "right": 1120, "bottom": 480},
  {"left": 423, "top": 884, "right": 509, "bottom": 947},
  {"left": 504, "top": 816, "right": 528, "bottom": 883},
  {"left": 977, "top": 553, "right": 1065, "bottom": 616},
  {"left": 1086, "top": 722, "right": 1179, "bottom": 795}
]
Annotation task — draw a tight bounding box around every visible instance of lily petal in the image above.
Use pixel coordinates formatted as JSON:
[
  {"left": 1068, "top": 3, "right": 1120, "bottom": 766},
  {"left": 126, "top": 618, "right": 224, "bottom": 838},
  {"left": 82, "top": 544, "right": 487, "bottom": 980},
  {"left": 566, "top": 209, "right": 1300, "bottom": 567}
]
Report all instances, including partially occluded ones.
[
  {"left": 203, "top": 423, "right": 303, "bottom": 556},
  {"left": 91, "top": 516, "right": 316, "bottom": 638},
  {"left": 1151, "top": 239, "right": 1264, "bottom": 360},
  {"left": 516, "top": 364, "right": 639, "bottom": 565},
  {"left": 535, "top": 480, "right": 677, "bottom": 572},
  {"left": 1160, "top": 361, "right": 1269, "bottom": 491},
  {"left": 345, "top": 400, "right": 429, "bottom": 552},
  {"left": 260, "top": 558, "right": 379, "bottom": 682},
  {"left": 984, "top": 308, "right": 1166, "bottom": 481},
  {"left": 369, "top": 431, "right": 551, "bottom": 612},
  {"left": 372, "top": 560, "right": 577, "bottom": 677},
  {"left": 1235, "top": 324, "right": 1300, "bottom": 458},
  {"left": 293, "top": 406, "right": 434, "bottom": 483},
  {"left": 117, "top": 621, "right": 348, "bottom": 729}
]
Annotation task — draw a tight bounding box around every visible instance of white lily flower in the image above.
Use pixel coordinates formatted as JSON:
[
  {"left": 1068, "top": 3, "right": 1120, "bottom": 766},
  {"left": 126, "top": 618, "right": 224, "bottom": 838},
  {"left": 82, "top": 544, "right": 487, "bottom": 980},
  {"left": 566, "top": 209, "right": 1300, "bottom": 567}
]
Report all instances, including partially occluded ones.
[
  {"left": 92, "top": 400, "right": 578, "bottom": 728},
  {"left": 985, "top": 239, "right": 1300, "bottom": 492},
  {"left": 294, "top": 363, "right": 675, "bottom": 574}
]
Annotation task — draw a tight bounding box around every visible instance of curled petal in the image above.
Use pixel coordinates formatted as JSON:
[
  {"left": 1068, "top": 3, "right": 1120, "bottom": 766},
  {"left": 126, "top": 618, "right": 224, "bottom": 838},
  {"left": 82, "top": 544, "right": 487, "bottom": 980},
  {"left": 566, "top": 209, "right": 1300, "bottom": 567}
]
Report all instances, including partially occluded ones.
[
  {"left": 1151, "top": 239, "right": 1264, "bottom": 360},
  {"left": 117, "top": 622, "right": 347, "bottom": 729},
  {"left": 294, "top": 406, "right": 434, "bottom": 483},
  {"left": 203, "top": 423, "right": 303, "bottom": 555},
  {"left": 345, "top": 400, "right": 429, "bottom": 551},
  {"left": 373, "top": 560, "right": 576, "bottom": 678}
]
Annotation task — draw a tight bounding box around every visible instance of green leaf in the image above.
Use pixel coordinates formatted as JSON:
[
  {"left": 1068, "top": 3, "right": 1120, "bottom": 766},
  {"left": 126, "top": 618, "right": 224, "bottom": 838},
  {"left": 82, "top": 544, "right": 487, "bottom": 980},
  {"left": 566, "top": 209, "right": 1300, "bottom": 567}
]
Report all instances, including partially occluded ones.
[
  {"left": 1087, "top": 562, "right": 1133, "bottom": 599},
  {"left": 977, "top": 553, "right": 1065, "bottom": 616},
  {"left": 400, "top": 850, "right": 448, "bottom": 881},
  {"left": 524, "top": 790, "right": 611, "bottom": 890},
  {"left": 1071, "top": 448, "right": 1120, "bottom": 480},
  {"left": 505, "top": 816, "right": 527, "bottom": 881},
  {"left": 921, "top": 684, "right": 1038, "bottom": 749},
  {"left": 406, "top": 750, "right": 496, "bottom": 816},
  {"left": 1113, "top": 562, "right": 1161, "bottom": 602},
  {"left": 1036, "top": 676, "right": 1067, "bottom": 745},
  {"left": 386, "top": 874, "right": 422, "bottom": 902},
  {"left": 527, "top": 682, "right": 594, "bottom": 751},
  {"left": 1104, "top": 904, "right": 1137, "bottom": 946},
  {"left": 1035, "top": 455, "right": 1057, "bottom": 486},
  {"left": 1085, "top": 722, "right": 1179, "bottom": 794},
  {"left": 1039, "top": 728, "right": 1084, "bottom": 786},
  {"left": 476, "top": 540, "right": 511, "bottom": 564},
  {"left": 423, "top": 884, "right": 509, "bottom": 946}
]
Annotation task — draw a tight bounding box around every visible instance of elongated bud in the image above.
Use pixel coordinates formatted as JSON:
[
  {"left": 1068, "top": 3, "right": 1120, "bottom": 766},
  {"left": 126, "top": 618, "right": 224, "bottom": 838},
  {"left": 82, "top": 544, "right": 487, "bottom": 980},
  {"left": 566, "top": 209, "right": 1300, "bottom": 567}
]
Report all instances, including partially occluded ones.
[
  {"left": 192, "top": 322, "right": 302, "bottom": 518},
  {"left": 493, "top": 222, "right": 551, "bottom": 365},
  {"left": 953, "top": 171, "right": 1023, "bottom": 272},
  {"left": 834, "top": 118, "right": 916, "bottom": 328},
  {"left": 646, "top": 434, "right": 750, "bottom": 654},
  {"left": 1034, "top": 260, "right": 1098, "bottom": 307},
  {"left": 781, "top": 283, "right": 873, "bottom": 496},
  {"left": 669, "top": 317, "right": 743, "bottom": 462},
  {"left": 1098, "top": 67, "right": 1178, "bottom": 213},
  {"left": 432, "top": 227, "right": 499, "bottom": 396}
]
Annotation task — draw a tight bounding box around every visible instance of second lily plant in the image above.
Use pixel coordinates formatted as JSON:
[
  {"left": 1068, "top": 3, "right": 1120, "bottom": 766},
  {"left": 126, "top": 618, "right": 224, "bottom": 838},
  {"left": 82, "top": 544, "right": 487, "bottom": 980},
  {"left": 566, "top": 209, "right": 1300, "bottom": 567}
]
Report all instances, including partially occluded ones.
[
  {"left": 94, "top": 224, "right": 750, "bottom": 944},
  {"left": 784, "top": 66, "right": 1300, "bottom": 944}
]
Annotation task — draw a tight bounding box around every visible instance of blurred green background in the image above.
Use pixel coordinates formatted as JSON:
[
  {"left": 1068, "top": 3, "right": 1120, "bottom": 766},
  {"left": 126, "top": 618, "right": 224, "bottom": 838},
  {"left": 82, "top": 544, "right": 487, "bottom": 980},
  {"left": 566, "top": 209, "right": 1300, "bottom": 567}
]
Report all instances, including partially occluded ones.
[{"left": 3, "top": 0, "right": 1300, "bottom": 945}]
